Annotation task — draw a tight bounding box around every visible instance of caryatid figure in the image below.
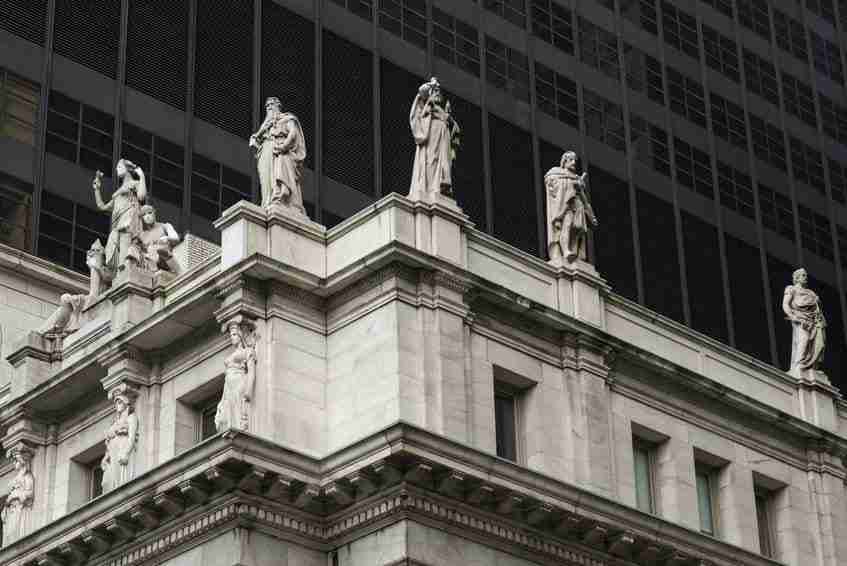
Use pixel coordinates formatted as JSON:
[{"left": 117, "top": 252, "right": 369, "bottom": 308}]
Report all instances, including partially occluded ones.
[
  {"left": 783, "top": 268, "right": 827, "bottom": 377},
  {"left": 1, "top": 446, "right": 35, "bottom": 546},
  {"left": 409, "top": 77, "right": 461, "bottom": 200},
  {"left": 249, "top": 96, "right": 307, "bottom": 216},
  {"left": 545, "top": 151, "right": 598, "bottom": 264},
  {"left": 100, "top": 387, "right": 140, "bottom": 493}
]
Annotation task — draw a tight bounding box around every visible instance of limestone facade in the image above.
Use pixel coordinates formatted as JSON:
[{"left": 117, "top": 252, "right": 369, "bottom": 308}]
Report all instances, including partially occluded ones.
[{"left": 0, "top": 193, "right": 844, "bottom": 566}]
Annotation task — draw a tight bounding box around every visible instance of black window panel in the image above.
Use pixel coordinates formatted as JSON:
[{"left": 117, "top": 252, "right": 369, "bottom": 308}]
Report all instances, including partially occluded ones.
[
  {"left": 710, "top": 93, "right": 746, "bottom": 149},
  {"left": 702, "top": 24, "right": 739, "bottom": 83},
  {"left": 41, "top": 191, "right": 73, "bottom": 217},
  {"left": 701, "top": 0, "right": 732, "bottom": 18},
  {"left": 743, "top": 50, "right": 779, "bottom": 106},
  {"left": 331, "top": 0, "right": 374, "bottom": 21},
  {"left": 222, "top": 166, "right": 251, "bottom": 196},
  {"left": 379, "top": 60, "right": 423, "bottom": 196},
  {"left": 808, "top": 0, "right": 836, "bottom": 24},
  {"left": 489, "top": 114, "right": 538, "bottom": 255},
  {"left": 46, "top": 134, "right": 77, "bottom": 162},
  {"left": 766, "top": 255, "right": 795, "bottom": 371},
  {"left": 630, "top": 114, "right": 670, "bottom": 176},
  {"left": 682, "top": 212, "right": 728, "bottom": 343},
  {"left": 717, "top": 162, "right": 755, "bottom": 220},
  {"left": 535, "top": 62, "right": 579, "bottom": 127},
  {"left": 485, "top": 36, "right": 531, "bottom": 102},
  {"left": 122, "top": 122, "right": 151, "bottom": 150},
  {"left": 661, "top": 1, "right": 699, "bottom": 60},
  {"left": 637, "top": 189, "right": 684, "bottom": 323},
  {"left": 819, "top": 94, "right": 847, "bottom": 145},
  {"left": 828, "top": 158, "right": 847, "bottom": 204},
  {"left": 82, "top": 105, "right": 114, "bottom": 134},
  {"left": 531, "top": 0, "right": 574, "bottom": 55},
  {"left": 154, "top": 137, "right": 184, "bottom": 165},
  {"left": 790, "top": 137, "right": 826, "bottom": 194},
  {"left": 47, "top": 111, "right": 78, "bottom": 140},
  {"left": 49, "top": 90, "right": 79, "bottom": 118},
  {"left": 0, "top": 0, "right": 47, "bottom": 45},
  {"left": 809, "top": 275, "right": 844, "bottom": 389},
  {"left": 583, "top": 88, "right": 625, "bottom": 152},
  {"left": 590, "top": 165, "right": 638, "bottom": 302},
  {"left": 323, "top": 31, "right": 374, "bottom": 196},
  {"left": 494, "top": 393, "right": 517, "bottom": 461},
  {"left": 433, "top": 7, "right": 481, "bottom": 75},
  {"left": 446, "top": 92, "right": 486, "bottom": 231},
  {"left": 379, "top": 0, "right": 427, "bottom": 49},
  {"left": 38, "top": 235, "right": 72, "bottom": 267},
  {"left": 725, "top": 235, "right": 773, "bottom": 362},
  {"left": 261, "top": 0, "right": 315, "bottom": 170},
  {"left": 39, "top": 213, "right": 73, "bottom": 241},
  {"left": 220, "top": 187, "right": 243, "bottom": 209},
  {"left": 154, "top": 181, "right": 182, "bottom": 207},
  {"left": 810, "top": 30, "right": 844, "bottom": 84},
  {"left": 195, "top": 0, "right": 253, "bottom": 138},
  {"left": 192, "top": 152, "right": 218, "bottom": 179},
  {"left": 154, "top": 158, "right": 183, "bottom": 185},
  {"left": 749, "top": 114, "right": 786, "bottom": 171},
  {"left": 737, "top": 0, "right": 771, "bottom": 41},
  {"left": 126, "top": 0, "right": 189, "bottom": 110},
  {"left": 758, "top": 183, "right": 795, "bottom": 240},
  {"left": 75, "top": 204, "right": 109, "bottom": 235},
  {"left": 620, "top": 0, "right": 658, "bottom": 35},
  {"left": 578, "top": 17, "right": 620, "bottom": 81},
  {"left": 54, "top": 0, "right": 120, "bottom": 79},
  {"left": 782, "top": 72, "right": 818, "bottom": 128},
  {"left": 484, "top": 0, "right": 527, "bottom": 28},
  {"left": 773, "top": 9, "right": 807, "bottom": 62},
  {"left": 674, "top": 137, "right": 713, "bottom": 199},
  {"left": 123, "top": 146, "right": 151, "bottom": 172},
  {"left": 191, "top": 173, "right": 219, "bottom": 201},
  {"left": 667, "top": 67, "right": 706, "bottom": 128},
  {"left": 798, "top": 204, "right": 834, "bottom": 260},
  {"left": 81, "top": 126, "right": 112, "bottom": 155},
  {"left": 79, "top": 147, "right": 113, "bottom": 174},
  {"left": 624, "top": 43, "right": 665, "bottom": 104},
  {"left": 191, "top": 195, "right": 219, "bottom": 221}
]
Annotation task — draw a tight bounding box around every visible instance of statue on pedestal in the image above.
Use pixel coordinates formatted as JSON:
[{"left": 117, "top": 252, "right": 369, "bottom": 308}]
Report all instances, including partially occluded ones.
[
  {"left": 783, "top": 268, "right": 827, "bottom": 378},
  {"left": 128, "top": 205, "right": 181, "bottom": 274},
  {"left": 215, "top": 319, "right": 257, "bottom": 433},
  {"left": 100, "top": 387, "right": 139, "bottom": 493},
  {"left": 545, "top": 151, "right": 598, "bottom": 264},
  {"left": 249, "top": 96, "right": 307, "bottom": 217},
  {"left": 1, "top": 446, "right": 34, "bottom": 546},
  {"left": 93, "top": 161, "right": 147, "bottom": 274},
  {"left": 409, "top": 77, "right": 460, "bottom": 201}
]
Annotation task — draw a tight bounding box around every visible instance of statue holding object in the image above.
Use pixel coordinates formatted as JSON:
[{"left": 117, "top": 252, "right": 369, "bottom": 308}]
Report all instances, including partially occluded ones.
[
  {"left": 783, "top": 268, "right": 827, "bottom": 379},
  {"left": 545, "top": 151, "right": 598, "bottom": 264},
  {"left": 409, "top": 77, "right": 461, "bottom": 201},
  {"left": 215, "top": 318, "right": 257, "bottom": 433},
  {"left": 93, "top": 161, "right": 147, "bottom": 274}
]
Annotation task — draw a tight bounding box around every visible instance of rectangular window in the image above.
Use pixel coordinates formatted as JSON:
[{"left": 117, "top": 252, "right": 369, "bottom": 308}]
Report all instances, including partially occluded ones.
[
  {"left": 837, "top": 225, "right": 847, "bottom": 266},
  {"left": 773, "top": 9, "right": 807, "bottom": 62},
  {"left": 583, "top": 87, "right": 626, "bottom": 152},
  {"left": 330, "top": 0, "right": 373, "bottom": 21},
  {"left": 754, "top": 488, "right": 775, "bottom": 557},
  {"left": 0, "top": 67, "right": 39, "bottom": 146},
  {"left": 484, "top": 0, "right": 527, "bottom": 28},
  {"left": 633, "top": 438, "right": 656, "bottom": 513},
  {"left": 38, "top": 190, "right": 109, "bottom": 272},
  {"left": 620, "top": 0, "right": 658, "bottom": 35},
  {"left": 494, "top": 390, "right": 518, "bottom": 461},
  {"left": 743, "top": 49, "right": 779, "bottom": 106},
  {"left": 0, "top": 172, "right": 33, "bottom": 253},
  {"left": 759, "top": 184, "right": 796, "bottom": 240},
  {"left": 433, "top": 8, "right": 481, "bottom": 76},
  {"left": 630, "top": 113, "right": 670, "bottom": 176},
  {"left": 485, "top": 36, "right": 531, "bottom": 102},
  {"left": 782, "top": 72, "right": 818, "bottom": 128},
  {"left": 696, "top": 464, "right": 717, "bottom": 535},
  {"left": 531, "top": 0, "right": 574, "bottom": 55},
  {"left": 807, "top": 0, "right": 836, "bottom": 25},
  {"left": 191, "top": 153, "right": 252, "bottom": 221},
  {"left": 46, "top": 90, "right": 114, "bottom": 174},
  {"left": 667, "top": 67, "right": 706, "bottom": 127},
  {"left": 121, "top": 122, "right": 184, "bottom": 208},
  {"left": 701, "top": 0, "right": 733, "bottom": 18},
  {"left": 799, "top": 204, "right": 834, "bottom": 260},
  {"left": 661, "top": 1, "right": 699, "bottom": 59},
  {"left": 578, "top": 17, "right": 620, "bottom": 81},
  {"left": 702, "top": 24, "right": 739, "bottom": 82},
  {"left": 810, "top": 30, "right": 844, "bottom": 84},
  {"left": 624, "top": 43, "right": 665, "bottom": 104},
  {"left": 828, "top": 158, "right": 847, "bottom": 204},
  {"left": 534, "top": 62, "right": 579, "bottom": 127},
  {"left": 674, "top": 137, "right": 714, "bottom": 199},
  {"left": 737, "top": 0, "right": 771, "bottom": 40},
  {"left": 197, "top": 391, "right": 223, "bottom": 441},
  {"left": 717, "top": 162, "right": 754, "bottom": 219},
  {"left": 749, "top": 114, "right": 786, "bottom": 171},
  {"left": 379, "top": 0, "right": 427, "bottom": 50},
  {"left": 819, "top": 93, "right": 847, "bottom": 144},
  {"left": 710, "top": 93, "right": 747, "bottom": 149},
  {"left": 89, "top": 462, "right": 104, "bottom": 500},
  {"left": 790, "top": 137, "right": 826, "bottom": 194}
]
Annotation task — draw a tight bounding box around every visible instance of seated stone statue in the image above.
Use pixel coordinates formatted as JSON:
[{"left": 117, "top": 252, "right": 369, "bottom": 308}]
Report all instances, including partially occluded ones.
[{"left": 127, "top": 205, "right": 181, "bottom": 274}]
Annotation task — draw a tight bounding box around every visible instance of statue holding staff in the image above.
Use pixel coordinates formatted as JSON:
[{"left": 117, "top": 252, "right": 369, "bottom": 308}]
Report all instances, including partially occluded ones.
[
  {"left": 545, "top": 151, "right": 598, "bottom": 264},
  {"left": 409, "top": 77, "right": 460, "bottom": 200},
  {"left": 782, "top": 268, "right": 827, "bottom": 378}
]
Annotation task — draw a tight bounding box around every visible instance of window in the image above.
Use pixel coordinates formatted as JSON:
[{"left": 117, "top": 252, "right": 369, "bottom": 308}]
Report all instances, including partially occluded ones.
[
  {"left": 661, "top": 1, "right": 699, "bottom": 59},
  {"left": 433, "top": 8, "right": 480, "bottom": 76},
  {"left": 674, "top": 137, "right": 713, "bottom": 198},
  {"left": 0, "top": 67, "right": 39, "bottom": 146},
  {"left": 0, "top": 173, "right": 32, "bottom": 252},
  {"left": 630, "top": 114, "right": 670, "bottom": 176},
  {"left": 799, "top": 205, "right": 834, "bottom": 260},
  {"left": 717, "top": 162, "right": 754, "bottom": 219},
  {"left": 620, "top": 0, "right": 658, "bottom": 35},
  {"left": 535, "top": 62, "right": 578, "bottom": 127},
  {"left": 743, "top": 49, "right": 779, "bottom": 106},
  {"left": 485, "top": 36, "right": 531, "bottom": 102},
  {"left": 531, "top": 0, "right": 573, "bottom": 55},
  {"left": 198, "top": 392, "right": 223, "bottom": 441},
  {"left": 583, "top": 88, "right": 626, "bottom": 151},
  {"left": 790, "top": 137, "right": 826, "bottom": 194},
  {"left": 89, "top": 461, "right": 105, "bottom": 500},
  {"left": 121, "top": 122, "right": 184, "bottom": 208},
  {"left": 637, "top": 188, "right": 684, "bottom": 322},
  {"left": 191, "top": 154, "right": 252, "bottom": 221},
  {"left": 379, "top": 0, "right": 427, "bottom": 50},
  {"left": 819, "top": 93, "right": 847, "bottom": 144},
  {"left": 810, "top": 30, "right": 844, "bottom": 84},
  {"left": 591, "top": 166, "right": 638, "bottom": 301},
  {"left": 695, "top": 464, "right": 718, "bottom": 535},
  {"left": 682, "top": 212, "right": 729, "bottom": 343},
  {"left": 755, "top": 487, "right": 775, "bottom": 557},
  {"left": 633, "top": 438, "right": 656, "bottom": 513},
  {"left": 702, "top": 24, "right": 739, "bottom": 82},
  {"left": 578, "top": 17, "right": 620, "bottom": 81},
  {"left": 807, "top": 0, "right": 836, "bottom": 25},
  {"left": 710, "top": 93, "right": 746, "bottom": 149},
  {"left": 46, "top": 90, "right": 114, "bottom": 174},
  {"left": 782, "top": 72, "right": 818, "bottom": 128},
  {"left": 624, "top": 43, "right": 665, "bottom": 105},
  {"left": 749, "top": 114, "right": 786, "bottom": 171},
  {"left": 38, "top": 190, "right": 109, "bottom": 272},
  {"left": 667, "top": 67, "right": 706, "bottom": 127},
  {"left": 330, "top": 0, "right": 373, "bottom": 20},
  {"left": 737, "top": 0, "right": 770, "bottom": 40},
  {"left": 837, "top": 225, "right": 847, "bottom": 266},
  {"left": 773, "top": 9, "right": 807, "bottom": 62},
  {"left": 828, "top": 158, "right": 847, "bottom": 204},
  {"left": 494, "top": 389, "right": 518, "bottom": 461},
  {"left": 759, "top": 184, "right": 795, "bottom": 239},
  {"left": 484, "top": 0, "right": 527, "bottom": 28},
  {"left": 54, "top": 0, "right": 120, "bottom": 78},
  {"left": 700, "top": 0, "right": 732, "bottom": 18}
]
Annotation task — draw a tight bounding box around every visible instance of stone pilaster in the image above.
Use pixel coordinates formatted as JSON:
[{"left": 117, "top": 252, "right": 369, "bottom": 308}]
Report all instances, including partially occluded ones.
[
  {"left": 554, "top": 259, "right": 608, "bottom": 328},
  {"left": 805, "top": 441, "right": 847, "bottom": 566},
  {"left": 795, "top": 378, "right": 840, "bottom": 431},
  {"left": 409, "top": 195, "right": 471, "bottom": 268}
]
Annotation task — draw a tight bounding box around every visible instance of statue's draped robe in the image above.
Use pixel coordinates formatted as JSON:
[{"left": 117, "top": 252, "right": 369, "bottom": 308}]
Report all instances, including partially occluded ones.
[
  {"left": 785, "top": 284, "right": 827, "bottom": 371},
  {"left": 105, "top": 180, "right": 143, "bottom": 272},
  {"left": 256, "top": 113, "right": 306, "bottom": 214},
  {"left": 409, "top": 94, "right": 457, "bottom": 199},
  {"left": 1, "top": 470, "right": 33, "bottom": 545},
  {"left": 545, "top": 167, "right": 593, "bottom": 260},
  {"left": 216, "top": 346, "right": 254, "bottom": 432},
  {"left": 101, "top": 412, "right": 138, "bottom": 492}
]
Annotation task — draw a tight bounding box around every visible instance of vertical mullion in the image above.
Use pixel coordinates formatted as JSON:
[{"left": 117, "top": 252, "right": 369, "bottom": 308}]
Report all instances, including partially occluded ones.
[
  {"left": 314, "top": 0, "right": 323, "bottom": 222},
  {"left": 114, "top": 0, "right": 129, "bottom": 163},
  {"left": 526, "top": 0, "right": 545, "bottom": 258},
  {"left": 252, "top": 0, "right": 262, "bottom": 206},
  {"left": 183, "top": 0, "right": 197, "bottom": 232},
  {"left": 478, "top": 5, "right": 494, "bottom": 234},
  {"left": 32, "top": 0, "right": 57, "bottom": 256},
  {"left": 373, "top": 0, "right": 382, "bottom": 199}
]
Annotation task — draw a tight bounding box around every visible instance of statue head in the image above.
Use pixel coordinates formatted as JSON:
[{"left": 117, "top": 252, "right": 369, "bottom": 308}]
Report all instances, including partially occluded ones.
[
  {"left": 428, "top": 77, "right": 443, "bottom": 102},
  {"left": 793, "top": 268, "right": 808, "bottom": 286},
  {"left": 560, "top": 151, "right": 578, "bottom": 171},
  {"left": 265, "top": 96, "right": 281, "bottom": 116},
  {"left": 8, "top": 445, "right": 33, "bottom": 472},
  {"left": 228, "top": 321, "right": 244, "bottom": 347},
  {"left": 109, "top": 385, "right": 138, "bottom": 415},
  {"left": 140, "top": 204, "right": 157, "bottom": 227},
  {"left": 115, "top": 158, "right": 137, "bottom": 179},
  {"left": 86, "top": 239, "right": 105, "bottom": 269}
]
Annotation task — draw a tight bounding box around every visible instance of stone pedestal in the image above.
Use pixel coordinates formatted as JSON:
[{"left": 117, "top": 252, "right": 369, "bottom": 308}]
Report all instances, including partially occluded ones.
[
  {"left": 554, "top": 259, "right": 607, "bottom": 328},
  {"left": 108, "top": 267, "right": 156, "bottom": 333},
  {"left": 7, "top": 331, "right": 62, "bottom": 400},
  {"left": 410, "top": 194, "right": 470, "bottom": 268}
]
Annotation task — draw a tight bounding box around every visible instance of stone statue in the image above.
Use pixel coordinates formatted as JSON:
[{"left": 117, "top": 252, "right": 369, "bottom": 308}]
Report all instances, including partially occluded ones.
[
  {"left": 1, "top": 446, "right": 35, "bottom": 546},
  {"left": 249, "top": 96, "right": 307, "bottom": 216},
  {"left": 128, "top": 204, "right": 181, "bottom": 273},
  {"left": 545, "top": 151, "right": 598, "bottom": 264},
  {"left": 100, "top": 387, "right": 140, "bottom": 493},
  {"left": 409, "top": 77, "right": 460, "bottom": 200},
  {"left": 93, "top": 161, "right": 147, "bottom": 273},
  {"left": 215, "top": 319, "right": 257, "bottom": 433},
  {"left": 783, "top": 268, "right": 827, "bottom": 378}
]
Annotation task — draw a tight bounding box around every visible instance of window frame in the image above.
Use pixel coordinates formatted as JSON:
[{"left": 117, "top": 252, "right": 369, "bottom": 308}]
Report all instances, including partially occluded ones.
[
  {"left": 494, "top": 384, "right": 521, "bottom": 462},
  {"left": 695, "top": 462, "right": 719, "bottom": 536},
  {"left": 632, "top": 437, "right": 657, "bottom": 514}
]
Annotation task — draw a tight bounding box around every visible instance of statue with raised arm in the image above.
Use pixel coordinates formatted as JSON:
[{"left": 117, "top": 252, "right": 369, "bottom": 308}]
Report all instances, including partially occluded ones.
[
  {"left": 249, "top": 96, "right": 307, "bottom": 217},
  {"left": 100, "top": 387, "right": 140, "bottom": 493},
  {"left": 215, "top": 318, "right": 257, "bottom": 433},
  {"left": 1, "top": 446, "right": 35, "bottom": 546},
  {"left": 783, "top": 268, "right": 827, "bottom": 378},
  {"left": 545, "top": 151, "right": 598, "bottom": 264},
  {"left": 93, "top": 161, "right": 147, "bottom": 273},
  {"left": 128, "top": 204, "right": 181, "bottom": 274},
  {"left": 409, "top": 77, "right": 460, "bottom": 201}
]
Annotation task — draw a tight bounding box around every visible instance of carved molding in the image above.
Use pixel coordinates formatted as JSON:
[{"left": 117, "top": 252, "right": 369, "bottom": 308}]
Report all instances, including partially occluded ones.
[{"left": 329, "top": 264, "right": 419, "bottom": 307}]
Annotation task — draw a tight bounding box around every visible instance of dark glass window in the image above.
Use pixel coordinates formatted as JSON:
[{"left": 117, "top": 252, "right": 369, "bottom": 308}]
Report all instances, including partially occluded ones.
[
  {"left": 624, "top": 44, "right": 665, "bottom": 105},
  {"left": 380, "top": 60, "right": 423, "bottom": 196},
  {"left": 0, "top": 172, "right": 33, "bottom": 253},
  {"left": 737, "top": 0, "right": 770, "bottom": 41},
  {"left": 810, "top": 30, "right": 844, "bottom": 84},
  {"left": 0, "top": 0, "right": 47, "bottom": 45},
  {"left": 448, "top": 93, "right": 487, "bottom": 232},
  {"left": 121, "top": 123, "right": 184, "bottom": 208},
  {"left": 674, "top": 137, "right": 713, "bottom": 199},
  {"left": 790, "top": 137, "right": 826, "bottom": 194},
  {"left": 582, "top": 88, "right": 626, "bottom": 152},
  {"left": 620, "top": 0, "right": 658, "bottom": 35},
  {"left": 494, "top": 390, "right": 518, "bottom": 461},
  {"left": 330, "top": 0, "right": 373, "bottom": 21},
  {"left": 38, "top": 190, "right": 109, "bottom": 272},
  {"left": 773, "top": 9, "right": 807, "bottom": 62},
  {"left": 700, "top": 0, "right": 732, "bottom": 18},
  {"left": 489, "top": 114, "right": 538, "bottom": 255},
  {"left": 725, "top": 234, "right": 773, "bottom": 362},
  {"left": 530, "top": 0, "right": 574, "bottom": 55},
  {"left": 749, "top": 114, "right": 786, "bottom": 171},
  {"left": 767, "top": 255, "right": 795, "bottom": 370},
  {"left": 661, "top": 1, "right": 699, "bottom": 59},
  {"left": 819, "top": 93, "right": 847, "bottom": 145},
  {"left": 808, "top": 274, "right": 845, "bottom": 388},
  {"left": 637, "top": 189, "right": 684, "bottom": 323},
  {"left": 578, "top": 17, "right": 620, "bottom": 81},
  {"left": 630, "top": 114, "right": 670, "bottom": 177},
  {"left": 534, "top": 62, "right": 579, "bottom": 128},
  {"left": 0, "top": 68, "right": 39, "bottom": 147},
  {"left": 591, "top": 165, "right": 638, "bottom": 301},
  {"left": 807, "top": 0, "right": 836, "bottom": 25},
  {"left": 433, "top": 7, "right": 481, "bottom": 76},
  {"left": 743, "top": 49, "right": 779, "bottom": 106},
  {"left": 828, "top": 158, "right": 847, "bottom": 204},
  {"left": 710, "top": 93, "right": 747, "bottom": 149},
  {"left": 484, "top": 0, "right": 527, "bottom": 28},
  {"left": 46, "top": 90, "right": 114, "bottom": 175},
  {"left": 379, "top": 0, "right": 427, "bottom": 50},
  {"left": 89, "top": 461, "right": 104, "bottom": 500},
  {"left": 191, "top": 154, "right": 251, "bottom": 221},
  {"left": 682, "top": 212, "right": 728, "bottom": 343},
  {"left": 758, "top": 184, "right": 795, "bottom": 240},
  {"left": 717, "top": 162, "right": 754, "bottom": 220},
  {"left": 323, "top": 31, "right": 374, "bottom": 196},
  {"left": 754, "top": 488, "right": 774, "bottom": 557},
  {"left": 798, "top": 205, "right": 834, "bottom": 260},
  {"left": 633, "top": 438, "right": 656, "bottom": 513},
  {"left": 667, "top": 67, "right": 706, "bottom": 128},
  {"left": 485, "top": 36, "right": 531, "bottom": 102},
  {"left": 54, "top": 0, "right": 120, "bottom": 78},
  {"left": 702, "top": 24, "right": 739, "bottom": 82},
  {"left": 782, "top": 72, "right": 818, "bottom": 128}
]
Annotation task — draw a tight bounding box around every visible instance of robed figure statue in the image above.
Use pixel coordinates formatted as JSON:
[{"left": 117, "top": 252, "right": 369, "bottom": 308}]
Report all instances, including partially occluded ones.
[
  {"left": 249, "top": 96, "right": 307, "bottom": 216},
  {"left": 100, "top": 389, "right": 140, "bottom": 493},
  {"left": 215, "top": 320, "right": 257, "bottom": 433},
  {"left": 1, "top": 447, "right": 34, "bottom": 546},
  {"left": 409, "top": 77, "right": 460, "bottom": 200},
  {"left": 545, "top": 151, "right": 598, "bottom": 264},
  {"left": 783, "top": 268, "right": 827, "bottom": 378},
  {"left": 93, "top": 160, "right": 147, "bottom": 273}
]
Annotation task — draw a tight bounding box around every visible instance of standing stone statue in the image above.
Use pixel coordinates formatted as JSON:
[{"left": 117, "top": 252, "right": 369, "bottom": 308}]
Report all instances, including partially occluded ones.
[
  {"left": 249, "top": 96, "right": 307, "bottom": 216},
  {"left": 545, "top": 151, "right": 598, "bottom": 264},
  {"left": 783, "top": 268, "right": 827, "bottom": 378},
  {"left": 129, "top": 204, "right": 181, "bottom": 273},
  {"left": 215, "top": 319, "right": 257, "bottom": 433},
  {"left": 1, "top": 446, "right": 35, "bottom": 546},
  {"left": 93, "top": 161, "right": 147, "bottom": 274},
  {"left": 409, "top": 77, "right": 460, "bottom": 200},
  {"left": 100, "top": 387, "right": 140, "bottom": 493}
]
